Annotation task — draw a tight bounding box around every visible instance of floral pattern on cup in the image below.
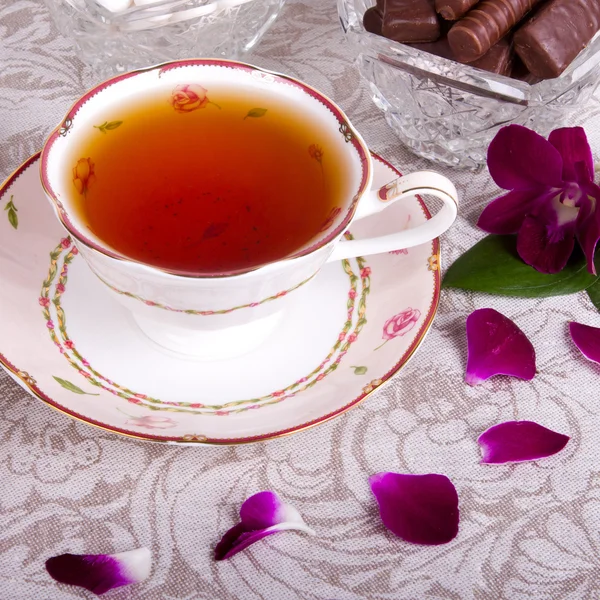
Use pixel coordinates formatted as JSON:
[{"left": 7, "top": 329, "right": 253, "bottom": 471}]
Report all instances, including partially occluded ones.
[
  {"left": 376, "top": 308, "right": 421, "bottom": 350},
  {"left": 171, "top": 84, "right": 213, "bottom": 113},
  {"left": 309, "top": 144, "right": 324, "bottom": 163},
  {"left": 72, "top": 158, "right": 95, "bottom": 196}
]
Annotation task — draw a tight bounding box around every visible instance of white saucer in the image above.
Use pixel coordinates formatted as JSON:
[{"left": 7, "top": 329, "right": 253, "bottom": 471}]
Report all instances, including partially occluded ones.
[{"left": 0, "top": 152, "right": 440, "bottom": 444}]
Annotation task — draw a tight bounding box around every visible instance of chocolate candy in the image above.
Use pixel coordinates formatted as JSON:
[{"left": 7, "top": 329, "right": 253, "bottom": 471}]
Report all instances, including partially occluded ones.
[
  {"left": 382, "top": 0, "right": 440, "bottom": 43},
  {"left": 435, "top": 0, "right": 479, "bottom": 20},
  {"left": 411, "top": 36, "right": 513, "bottom": 76},
  {"left": 514, "top": 0, "right": 600, "bottom": 79},
  {"left": 448, "top": 0, "right": 542, "bottom": 62},
  {"left": 470, "top": 37, "right": 513, "bottom": 75},
  {"left": 363, "top": 6, "right": 383, "bottom": 35}
]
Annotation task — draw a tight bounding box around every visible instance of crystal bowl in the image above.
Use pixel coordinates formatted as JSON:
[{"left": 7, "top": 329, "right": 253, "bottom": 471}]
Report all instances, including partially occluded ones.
[
  {"left": 44, "top": 0, "right": 286, "bottom": 79},
  {"left": 338, "top": 0, "right": 600, "bottom": 169}
]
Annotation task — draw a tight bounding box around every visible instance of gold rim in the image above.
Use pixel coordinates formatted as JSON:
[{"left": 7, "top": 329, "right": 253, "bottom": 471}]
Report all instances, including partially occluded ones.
[{"left": 1, "top": 152, "right": 439, "bottom": 446}]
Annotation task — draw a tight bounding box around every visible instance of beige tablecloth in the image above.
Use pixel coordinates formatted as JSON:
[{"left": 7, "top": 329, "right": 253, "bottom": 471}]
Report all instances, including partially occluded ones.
[{"left": 2, "top": 2, "right": 600, "bottom": 599}]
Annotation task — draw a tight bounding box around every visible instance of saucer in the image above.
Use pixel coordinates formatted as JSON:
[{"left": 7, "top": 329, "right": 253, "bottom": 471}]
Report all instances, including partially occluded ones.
[{"left": 0, "top": 152, "right": 440, "bottom": 444}]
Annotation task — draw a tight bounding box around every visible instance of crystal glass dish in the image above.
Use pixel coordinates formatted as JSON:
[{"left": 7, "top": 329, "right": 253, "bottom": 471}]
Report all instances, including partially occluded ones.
[
  {"left": 338, "top": 0, "right": 600, "bottom": 169},
  {"left": 44, "top": 0, "right": 286, "bottom": 79}
]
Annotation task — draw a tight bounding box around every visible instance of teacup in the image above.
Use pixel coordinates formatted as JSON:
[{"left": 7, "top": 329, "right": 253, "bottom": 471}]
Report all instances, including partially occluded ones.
[{"left": 40, "top": 59, "right": 457, "bottom": 360}]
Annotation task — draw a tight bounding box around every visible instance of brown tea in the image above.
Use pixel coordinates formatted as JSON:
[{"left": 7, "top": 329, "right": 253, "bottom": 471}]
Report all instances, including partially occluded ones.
[{"left": 68, "top": 87, "right": 346, "bottom": 276}]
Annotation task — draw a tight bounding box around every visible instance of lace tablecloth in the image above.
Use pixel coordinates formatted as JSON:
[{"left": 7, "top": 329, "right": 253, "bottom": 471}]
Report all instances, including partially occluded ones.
[{"left": 2, "top": 2, "right": 600, "bottom": 598}]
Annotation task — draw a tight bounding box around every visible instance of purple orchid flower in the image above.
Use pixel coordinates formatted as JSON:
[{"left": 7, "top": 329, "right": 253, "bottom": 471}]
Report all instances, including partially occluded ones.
[
  {"left": 45, "top": 548, "right": 151, "bottom": 595},
  {"left": 478, "top": 421, "right": 570, "bottom": 464},
  {"left": 478, "top": 125, "right": 600, "bottom": 274},
  {"left": 369, "top": 473, "right": 459, "bottom": 545},
  {"left": 569, "top": 321, "right": 600, "bottom": 364},
  {"left": 465, "top": 308, "right": 536, "bottom": 386},
  {"left": 214, "top": 491, "right": 315, "bottom": 560}
]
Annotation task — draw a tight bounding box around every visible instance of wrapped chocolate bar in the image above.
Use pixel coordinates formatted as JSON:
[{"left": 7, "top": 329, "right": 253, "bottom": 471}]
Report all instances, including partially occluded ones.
[
  {"left": 435, "top": 0, "right": 479, "bottom": 20},
  {"left": 382, "top": 0, "right": 440, "bottom": 43},
  {"left": 514, "top": 0, "right": 600, "bottom": 79},
  {"left": 411, "top": 36, "right": 513, "bottom": 76},
  {"left": 363, "top": 6, "right": 383, "bottom": 35},
  {"left": 448, "top": 0, "right": 542, "bottom": 62}
]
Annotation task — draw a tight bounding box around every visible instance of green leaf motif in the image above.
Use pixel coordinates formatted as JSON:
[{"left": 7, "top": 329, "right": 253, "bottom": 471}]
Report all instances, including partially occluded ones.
[
  {"left": 244, "top": 108, "right": 268, "bottom": 120},
  {"left": 53, "top": 376, "right": 99, "bottom": 395},
  {"left": 4, "top": 196, "right": 18, "bottom": 229},
  {"left": 443, "top": 235, "right": 598, "bottom": 298},
  {"left": 351, "top": 366, "right": 368, "bottom": 375},
  {"left": 587, "top": 279, "right": 600, "bottom": 312},
  {"left": 94, "top": 120, "right": 123, "bottom": 134}
]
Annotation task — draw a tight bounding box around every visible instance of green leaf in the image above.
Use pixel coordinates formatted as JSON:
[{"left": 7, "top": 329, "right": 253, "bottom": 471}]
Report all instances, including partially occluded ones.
[
  {"left": 351, "top": 366, "right": 368, "bottom": 375},
  {"left": 105, "top": 120, "right": 123, "bottom": 130},
  {"left": 53, "top": 376, "right": 99, "bottom": 395},
  {"left": 443, "top": 235, "right": 598, "bottom": 298},
  {"left": 244, "top": 108, "right": 268, "bottom": 120},
  {"left": 7, "top": 208, "right": 17, "bottom": 229},
  {"left": 94, "top": 120, "right": 122, "bottom": 133},
  {"left": 587, "top": 279, "right": 600, "bottom": 311}
]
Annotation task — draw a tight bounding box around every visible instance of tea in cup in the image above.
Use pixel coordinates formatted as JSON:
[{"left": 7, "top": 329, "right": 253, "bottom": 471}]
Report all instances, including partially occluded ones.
[{"left": 41, "top": 60, "right": 457, "bottom": 359}]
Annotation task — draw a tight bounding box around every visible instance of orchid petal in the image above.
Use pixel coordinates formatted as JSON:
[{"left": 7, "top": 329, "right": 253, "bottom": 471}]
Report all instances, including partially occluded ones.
[
  {"left": 487, "top": 125, "right": 564, "bottom": 191},
  {"left": 548, "top": 127, "right": 594, "bottom": 184},
  {"left": 569, "top": 321, "right": 600, "bottom": 364},
  {"left": 214, "top": 491, "right": 314, "bottom": 561},
  {"left": 516, "top": 215, "right": 575, "bottom": 274},
  {"left": 478, "top": 421, "right": 569, "bottom": 464},
  {"left": 477, "top": 188, "right": 546, "bottom": 234},
  {"left": 369, "top": 473, "right": 459, "bottom": 545},
  {"left": 576, "top": 182, "right": 600, "bottom": 275},
  {"left": 239, "top": 490, "right": 304, "bottom": 529},
  {"left": 466, "top": 308, "right": 536, "bottom": 386},
  {"left": 45, "top": 548, "right": 151, "bottom": 595}
]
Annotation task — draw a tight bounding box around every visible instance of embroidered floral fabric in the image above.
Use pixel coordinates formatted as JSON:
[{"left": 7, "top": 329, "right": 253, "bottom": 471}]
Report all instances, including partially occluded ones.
[{"left": 2, "top": 1, "right": 600, "bottom": 598}]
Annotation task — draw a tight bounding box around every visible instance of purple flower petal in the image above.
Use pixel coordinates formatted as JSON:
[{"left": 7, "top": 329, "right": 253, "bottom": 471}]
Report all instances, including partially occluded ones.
[
  {"left": 569, "top": 321, "right": 600, "bottom": 364},
  {"left": 369, "top": 473, "right": 459, "bottom": 545},
  {"left": 516, "top": 214, "right": 575, "bottom": 274},
  {"left": 576, "top": 182, "right": 600, "bottom": 275},
  {"left": 45, "top": 548, "right": 151, "bottom": 595},
  {"left": 214, "top": 491, "right": 314, "bottom": 561},
  {"left": 466, "top": 308, "right": 536, "bottom": 386},
  {"left": 478, "top": 421, "right": 569, "bottom": 464},
  {"left": 548, "top": 127, "right": 594, "bottom": 184},
  {"left": 477, "top": 189, "right": 545, "bottom": 235},
  {"left": 487, "top": 125, "right": 564, "bottom": 191}
]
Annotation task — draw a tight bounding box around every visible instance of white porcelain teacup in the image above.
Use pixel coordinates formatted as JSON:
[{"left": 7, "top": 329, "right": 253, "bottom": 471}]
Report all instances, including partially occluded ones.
[{"left": 41, "top": 59, "right": 457, "bottom": 360}]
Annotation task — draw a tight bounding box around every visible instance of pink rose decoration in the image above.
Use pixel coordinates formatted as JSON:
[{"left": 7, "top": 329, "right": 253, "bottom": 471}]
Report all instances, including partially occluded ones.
[
  {"left": 171, "top": 84, "right": 210, "bottom": 113},
  {"left": 376, "top": 308, "right": 421, "bottom": 350},
  {"left": 60, "top": 238, "right": 71, "bottom": 249},
  {"left": 126, "top": 416, "right": 175, "bottom": 430}
]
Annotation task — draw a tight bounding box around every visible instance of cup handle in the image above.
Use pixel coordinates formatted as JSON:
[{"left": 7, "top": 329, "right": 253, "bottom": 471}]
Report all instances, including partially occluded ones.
[{"left": 326, "top": 171, "right": 458, "bottom": 262}]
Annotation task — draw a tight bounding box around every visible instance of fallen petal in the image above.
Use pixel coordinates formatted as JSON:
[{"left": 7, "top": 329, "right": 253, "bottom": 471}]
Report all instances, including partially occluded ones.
[
  {"left": 369, "top": 473, "right": 459, "bottom": 545},
  {"left": 478, "top": 421, "right": 569, "bottom": 464},
  {"left": 214, "top": 491, "right": 314, "bottom": 561},
  {"left": 466, "top": 308, "right": 536, "bottom": 385},
  {"left": 569, "top": 321, "right": 600, "bottom": 364},
  {"left": 45, "top": 548, "right": 151, "bottom": 595}
]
